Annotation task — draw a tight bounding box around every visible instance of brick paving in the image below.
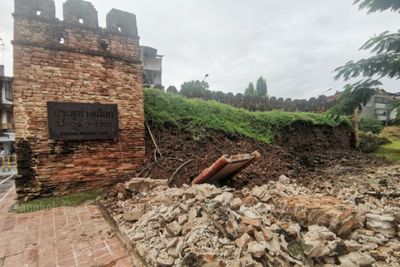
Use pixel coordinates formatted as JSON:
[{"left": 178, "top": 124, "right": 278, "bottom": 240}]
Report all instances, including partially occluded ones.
[{"left": 0, "top": 187, "right": 132, "bottom": 267}]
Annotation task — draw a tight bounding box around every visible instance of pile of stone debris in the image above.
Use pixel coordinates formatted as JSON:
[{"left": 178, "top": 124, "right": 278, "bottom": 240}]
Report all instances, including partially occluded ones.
[{"left": 102, "top": 170, "right": 400, "bottom": 266}]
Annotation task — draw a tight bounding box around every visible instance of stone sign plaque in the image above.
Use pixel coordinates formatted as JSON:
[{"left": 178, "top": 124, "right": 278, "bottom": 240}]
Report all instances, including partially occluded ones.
[{"left": 47, "top": 102, "right": 118, "bottom": 140}]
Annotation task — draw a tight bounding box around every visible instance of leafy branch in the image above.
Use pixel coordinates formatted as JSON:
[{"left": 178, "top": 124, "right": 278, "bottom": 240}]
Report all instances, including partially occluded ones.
[
  {"left": 354, "top": 0, "right": 400, "bottom": 13},
  {"left": 335, "top": 51, "right": 400, "bottom": 80},
  {"left": 329, "top": 79, "right": 381, "bottom": 117}
]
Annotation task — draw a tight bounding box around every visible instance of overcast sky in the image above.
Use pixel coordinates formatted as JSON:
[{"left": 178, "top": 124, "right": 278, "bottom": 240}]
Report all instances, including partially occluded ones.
[{"left": 0, "top": 0, "right": 399, "bottom": 99}]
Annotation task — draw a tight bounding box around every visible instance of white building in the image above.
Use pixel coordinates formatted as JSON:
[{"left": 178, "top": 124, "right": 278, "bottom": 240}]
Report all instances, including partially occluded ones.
[
  {"left": 360, "top": 89, "right": 399, "bottom": 124},
  {"left": 0, "top": 65, "right": 14, "bottom": 155},
  {"left": 141, "top": 46, "right": 163, "bottom": 87}
]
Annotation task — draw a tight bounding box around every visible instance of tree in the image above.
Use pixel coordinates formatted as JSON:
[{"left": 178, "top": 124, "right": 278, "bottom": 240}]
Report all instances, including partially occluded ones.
[
  {"left": 255, "top": 76, "right": 268, "bottom": 97},
  {"left": 335, "top": 1, "right": 400, "bottom": 81},
  {"left": 244, "top": 82, "right": 255, "bottom": 97},
  {"left": 333, "top": 0, "right": 400, "bottom": 147},
  {"left": 180, "top": 80, "right": 209, "bottom": 99},
  {"left": 354, "top": 0, "right": 400, "bottom": 13},
  {"left": 329, "top": 80, "right": 380, "bottom": 147},
  {"left": 166, "top": 85, "right": 178, "bottom": 94}
]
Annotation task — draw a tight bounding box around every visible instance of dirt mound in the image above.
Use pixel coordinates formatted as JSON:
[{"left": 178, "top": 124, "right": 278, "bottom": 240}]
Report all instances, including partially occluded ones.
[
  {"left": 136, "top": 122, "right": 383, "bottom": 188},
  {"left": 276, "top": 121, "right": 354, "bottom": 151}
]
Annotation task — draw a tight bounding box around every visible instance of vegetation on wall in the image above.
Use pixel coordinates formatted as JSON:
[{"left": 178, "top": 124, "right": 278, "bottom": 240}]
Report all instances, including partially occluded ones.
[{"left": 144, "top": 89, "right": 348, "bottom": 143}]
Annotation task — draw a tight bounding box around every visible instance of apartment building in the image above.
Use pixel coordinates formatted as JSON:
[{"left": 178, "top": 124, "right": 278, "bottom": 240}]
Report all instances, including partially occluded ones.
[
  {"left": 0, "top": 65, "right": 14, "bottom": 155},
  {"left": 360, "top": 89, "right": 399, "bottom": 124}
]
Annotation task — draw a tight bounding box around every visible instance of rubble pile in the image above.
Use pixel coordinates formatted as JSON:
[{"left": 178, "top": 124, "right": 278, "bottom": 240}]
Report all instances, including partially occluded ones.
[{"left": 103, "top": 167, "right": 400, "bottom": 266}]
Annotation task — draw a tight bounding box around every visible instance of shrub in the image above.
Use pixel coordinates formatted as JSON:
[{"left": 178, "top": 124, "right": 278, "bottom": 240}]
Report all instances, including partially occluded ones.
[
  {"left": 359, "top": 132, "right": 391, "bottom": 153},
  {"left": 359, "top": 116, "right": 384, "bottom": 134}
]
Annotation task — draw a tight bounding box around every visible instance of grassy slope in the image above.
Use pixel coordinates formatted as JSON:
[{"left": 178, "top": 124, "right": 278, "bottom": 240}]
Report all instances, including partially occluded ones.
[
  {"left": 144, "top": 89, "right": 349, "bottom": 143},
  {"left": 374, "top": 126, "right": 400, "bottom": 161}
]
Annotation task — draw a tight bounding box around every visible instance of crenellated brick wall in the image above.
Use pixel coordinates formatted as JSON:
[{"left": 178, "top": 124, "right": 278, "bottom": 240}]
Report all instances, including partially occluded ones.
[{"left": 13, "top": 0, "right": 145, "bottom": 201}]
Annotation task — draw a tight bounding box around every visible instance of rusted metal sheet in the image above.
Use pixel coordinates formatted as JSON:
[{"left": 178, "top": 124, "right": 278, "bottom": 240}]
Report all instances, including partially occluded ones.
[{"left": 192, "top": 151, "right": 261, "bottom": 184}]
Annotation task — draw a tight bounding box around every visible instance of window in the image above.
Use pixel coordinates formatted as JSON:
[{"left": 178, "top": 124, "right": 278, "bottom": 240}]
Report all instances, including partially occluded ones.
[
  {"left": 36, "top": 10, "right": 42, "bottom": 16},
  {"left": 118, "top": 26, "right": 122, "bottom": 32},
  {"left": 375, "top": 97, "right": 386, "bottom": 104},
  {"left": 5, "top": 82, "right": 12, "bottom": 101},
  {"left": 59, "top": 37, "right": 65, "bottom": 44},
  {"left": 6, "top": 111, "right": 12, "bottom": 125},
  {"left": 79, "top": 18, "right": 84, "bottom": 24},
  {"left": 376, "top": 110, "right": 386, "bottom": 116}
]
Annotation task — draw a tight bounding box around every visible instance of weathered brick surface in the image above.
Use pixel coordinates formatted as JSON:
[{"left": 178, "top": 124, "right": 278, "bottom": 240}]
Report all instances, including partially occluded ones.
[
  {"left": 275, "top": 196, "right": 363, "bottom": 236},
  {"left": 13, "top": 0, "right": 145, "bottom": 201}
]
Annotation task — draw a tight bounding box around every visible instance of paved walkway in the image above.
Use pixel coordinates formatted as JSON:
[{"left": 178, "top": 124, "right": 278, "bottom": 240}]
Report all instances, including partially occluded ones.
[{"left": 0, "top": 187, "right": 132, "bottom": 267}]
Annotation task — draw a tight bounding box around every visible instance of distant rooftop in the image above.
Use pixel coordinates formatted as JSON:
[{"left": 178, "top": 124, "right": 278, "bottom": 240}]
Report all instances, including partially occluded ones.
[{"left": 141, "top": 46, "right": 163, "bottom": 58}]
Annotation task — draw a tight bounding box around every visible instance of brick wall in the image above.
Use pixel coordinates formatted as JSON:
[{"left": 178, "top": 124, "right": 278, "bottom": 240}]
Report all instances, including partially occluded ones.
[{"left": 13, "top": 0, "right": 145, "bottom": 201}]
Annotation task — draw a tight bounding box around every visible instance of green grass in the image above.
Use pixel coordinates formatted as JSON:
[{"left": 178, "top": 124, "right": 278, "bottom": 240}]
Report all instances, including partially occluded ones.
[
  {"left": 15, "top": 191, "right": 99, "bottom": 213},
  {"left": 144, "top": 89, "right": 349, "bottom": 143},
  {"left": 373, "top": 141, "right": 400, "bottom": 161},
  {"left": 379, "top": 126, "right": 400, "bottom": 141},
  {"left": 373, "top": 126, "right": 400, "bottom": 161}
]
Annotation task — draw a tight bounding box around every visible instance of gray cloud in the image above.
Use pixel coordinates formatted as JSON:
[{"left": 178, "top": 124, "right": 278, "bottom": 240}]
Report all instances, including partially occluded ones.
[{"left": 0, "top": 0, "right": 399, "bottom": 99}]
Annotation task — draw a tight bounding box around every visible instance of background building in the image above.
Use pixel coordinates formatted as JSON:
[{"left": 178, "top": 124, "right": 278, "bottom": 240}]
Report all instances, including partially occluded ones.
[
  {"left": 360, "top": 89, "right": 399, "bottom": 124},
  {"left": 141, "top": 46, "right": 163, "bottom": 87},
  {"left": 0, "top": 65, "right": 14, "bottom": 155}
]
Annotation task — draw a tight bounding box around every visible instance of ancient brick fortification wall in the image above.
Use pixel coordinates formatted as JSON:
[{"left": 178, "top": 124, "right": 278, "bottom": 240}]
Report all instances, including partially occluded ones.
[{"left": 13, "top": 0, "right": 145, "bottom": 201}]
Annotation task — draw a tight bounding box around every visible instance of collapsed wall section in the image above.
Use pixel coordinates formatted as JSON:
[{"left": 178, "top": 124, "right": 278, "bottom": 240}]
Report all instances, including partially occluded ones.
[{"left": 13, "top": 0, "right": 145, "bottom": 201}]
